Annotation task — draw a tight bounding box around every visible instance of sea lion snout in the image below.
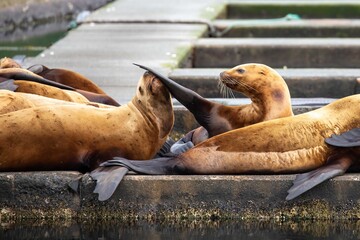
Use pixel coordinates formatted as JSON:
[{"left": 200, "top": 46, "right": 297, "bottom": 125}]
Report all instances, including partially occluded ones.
[
  {"left": 219, "top": 71, "right": 238, "bottom": 88},
  {"left": 143, "top": 72, "right": 167, "bottom": 96}
]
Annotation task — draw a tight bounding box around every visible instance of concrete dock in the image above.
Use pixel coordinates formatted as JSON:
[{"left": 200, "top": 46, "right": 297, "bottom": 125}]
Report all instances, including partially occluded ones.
[{"left": 2, "top": 0, "right": 360, "bottom": 220}]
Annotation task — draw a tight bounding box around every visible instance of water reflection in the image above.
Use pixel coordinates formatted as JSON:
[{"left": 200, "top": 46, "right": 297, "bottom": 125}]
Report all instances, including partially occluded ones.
[
  {"left": 0, "top": 19, "right": 69, "bottom": 59},
  {"left": 0, "top": 219, "right": 359, "bottom": 240}
]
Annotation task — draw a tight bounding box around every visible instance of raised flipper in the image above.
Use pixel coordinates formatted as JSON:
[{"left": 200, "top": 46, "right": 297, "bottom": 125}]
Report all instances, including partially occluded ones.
[
  {"left": 133, "top": 63, "right": 218, "bottom": 135},
  {"left": 0, "top": 68, "right": 75, "bottom": 90},
  {"left": 90, "top": 166, "right": 129, "bottom": 201},
  {"left": 100, "top": 156, "right": 184, "bottom": 175},
  {"left": 0, "top": 79, "right": 19, "bottom": 91},
  {"left": 286, "top": 128, "right": 360, "bottom": 201}
]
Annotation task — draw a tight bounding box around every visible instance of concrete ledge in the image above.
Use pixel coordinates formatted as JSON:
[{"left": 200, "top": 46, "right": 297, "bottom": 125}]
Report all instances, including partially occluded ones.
[
  {"left": 169, "top": 68, "right": 360, "bottom": 98},
  {"left": 1, "top": 172, "right": 360, "bottom": 221},
  {"left": 193, "top": 38, "right": 360, "bottom": 68},
  {"left": 212, "top": 19, "right": 360, "bottom": 38}
]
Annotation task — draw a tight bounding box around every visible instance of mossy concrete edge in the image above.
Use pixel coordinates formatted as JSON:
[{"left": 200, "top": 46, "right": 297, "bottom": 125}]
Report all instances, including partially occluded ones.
[{"left": 1, "top": 172, "right": 360, "bottom": 221}]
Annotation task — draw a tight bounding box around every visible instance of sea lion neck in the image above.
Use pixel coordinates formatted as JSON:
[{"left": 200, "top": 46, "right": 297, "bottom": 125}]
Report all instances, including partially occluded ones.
[
  {"left": 130, "top": 96, "right": 173, "bottom": 139},
  {"left": 246, "top": 78, "right": 293, "bottom": 122}
]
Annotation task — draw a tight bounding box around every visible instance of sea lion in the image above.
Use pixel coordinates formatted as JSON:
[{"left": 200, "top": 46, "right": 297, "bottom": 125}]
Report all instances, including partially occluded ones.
[
  {"left": 0, "top": 71, "right": 173, "bottom": 199},
  {"left": 27, "top": 64, "right": 106, "bottom": 94},
  {"left": 0, "top": 57, "right": 22, "bottom": 69},
  {"left": 1, "top": 80, "right": 90, "bottom": 104},
  {"left": 0, "top": 68, "right": 120, "bottom": 106},
  {"left": 0, "top": 88, "right": 113, "bottom": 116},
  {"left": 0, "top": 68, "right": 75, "bottom": 90},
  {"left": 98, "top": 94, "right": 360, "bottom": 198},
  {"left": 134, "top": 63, "right": 293, "bottom": 153},
  {"left": 286, "top": 128, "right": 360, "bottom": 200}
]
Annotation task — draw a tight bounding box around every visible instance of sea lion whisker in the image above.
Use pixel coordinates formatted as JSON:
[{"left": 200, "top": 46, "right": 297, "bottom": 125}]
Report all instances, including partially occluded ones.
[{"left": 218, "top": 78, "right": 235, "bottom": 98}]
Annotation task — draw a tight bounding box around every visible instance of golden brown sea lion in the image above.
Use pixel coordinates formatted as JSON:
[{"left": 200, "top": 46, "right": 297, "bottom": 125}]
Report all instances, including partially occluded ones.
[
  {"left": 134, "top": 63, "right": 293, "bottom": 153},
  {"left": 286, "top": 128, "right": 360, "bottom": 200},
  {"left": 0, "top": 68, "right": 120, "bottom": 106},
  {"left": 99, "top": 94, "right": 360, "bottom": 197},
  {"left": 0, "top": 89, "right": 113, "bottom": 116},
  {"left": 6, "top": 80, "right": 90, "bottom": 104},
  {"left": 0, "top": 57, "right": 22, "bottom": 69},
  {"left": 0, "top": 72, "right": 173, "bottom": 198}
]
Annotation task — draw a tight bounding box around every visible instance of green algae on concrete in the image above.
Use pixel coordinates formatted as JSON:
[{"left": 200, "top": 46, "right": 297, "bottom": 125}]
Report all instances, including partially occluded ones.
[{"left": 1, "top": 173, "right": 360, "bottom": 221}]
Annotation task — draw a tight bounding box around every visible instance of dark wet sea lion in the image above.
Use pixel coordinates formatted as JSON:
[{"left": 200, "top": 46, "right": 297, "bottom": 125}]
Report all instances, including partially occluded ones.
[
  {"left": 98, "top": 94, "right": 360, "bottom": 197},
  {"left": 134, "top": 63, "right": 293, "bottom": 151},
  {"left": 0, "top": 68, "right": 75, "bottom": 90},
  {"left": 0, "top": 72, "right": 173, "bottom": 200},
  {"left": 286, "top": 128, "right": 360, "bottom": 200},
  {"left": 0, "top": 68, "right": 120, "bottom": 106},
  {"left": 27, "top": 64, "right": 106, "bottom": 94}
]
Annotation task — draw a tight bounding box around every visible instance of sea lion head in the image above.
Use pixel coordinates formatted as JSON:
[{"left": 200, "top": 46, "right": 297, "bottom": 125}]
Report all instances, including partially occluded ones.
[
  {"left": 219, "top": 63, "right": 286, "bottom": 98},
  {"left": 0, "top": 57, "right": 21, "bottom": 69},
  {"left": 134, "top": 71, "right": 174, "bottom": 138}
]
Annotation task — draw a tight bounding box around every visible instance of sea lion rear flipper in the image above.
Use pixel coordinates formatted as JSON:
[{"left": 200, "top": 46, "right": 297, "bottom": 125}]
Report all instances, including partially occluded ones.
[
  {"left": 154, "top": 137, "right": 176, "bottom": 157},
  {"left": 0, "top": 79, "right": 19, "bottom": 91},
  {"left": 325, "top": 128, "right": 360, "bottom": 147},
  {"left": 286, "top": 155, "right": 353, "bottom": 201},
  {"left": 133, "top": 63, "right": 215, "bottom": 133},
  {"left": 170, "top": 130, "right": 195, "bottom": 154},
  {"left": 100, "top": 156, "right": 182, "bottom": 175},
  {"left": 90, "top": 166, "right": 129, "bottom": 201}
]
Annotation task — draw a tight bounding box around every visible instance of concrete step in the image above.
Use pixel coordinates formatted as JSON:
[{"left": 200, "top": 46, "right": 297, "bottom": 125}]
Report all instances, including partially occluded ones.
[
  {"left": 193, "top": 38, "right": 360, "bottom": 68},
  {"left": 1, "top": 172, "right": 359, "bottom": 221},
  {"left": 225, "top": 2, "right": 360, "bottom": 19},
  {"left": 171, "top": 98, "right": 334, "bottom": 137},
  {"left": 169, "top": 68, "right": 360, "bottom": 98},
  {"left": 211, "top": 19, "right": 360, "bottom": 38}
]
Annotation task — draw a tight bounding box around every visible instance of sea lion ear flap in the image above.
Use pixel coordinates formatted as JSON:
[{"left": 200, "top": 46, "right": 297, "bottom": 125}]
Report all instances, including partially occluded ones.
[{"left": 90, "top": 166, "right": 129, "bottom": 201}]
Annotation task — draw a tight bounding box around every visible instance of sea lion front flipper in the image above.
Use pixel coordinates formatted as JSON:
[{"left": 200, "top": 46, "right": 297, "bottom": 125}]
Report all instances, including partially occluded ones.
[
  {"left": 286, "top": 155, "right": 353, "bottom": 201},
  {"left": 90, "top": 166, "right": 129, "bottom": 201},
  {"left": 0, "top": 79, "right": 19, "bottom": 91},
  {"left": 133, "top": 63, "right": 216, "bottom": 133}
]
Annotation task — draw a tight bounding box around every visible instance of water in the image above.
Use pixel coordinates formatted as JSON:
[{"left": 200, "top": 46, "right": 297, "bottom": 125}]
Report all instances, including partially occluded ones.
[
  {"left": 1, "top": 219, "right": 359, "bottom": 240},
  {"left": 0, "top": 19, "right": 69, "bottom": 59}
]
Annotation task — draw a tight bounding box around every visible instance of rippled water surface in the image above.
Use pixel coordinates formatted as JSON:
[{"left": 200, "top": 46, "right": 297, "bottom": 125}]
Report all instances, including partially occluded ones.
[{"left": 1, "top": 219, "right": 359, "bottom": 240}]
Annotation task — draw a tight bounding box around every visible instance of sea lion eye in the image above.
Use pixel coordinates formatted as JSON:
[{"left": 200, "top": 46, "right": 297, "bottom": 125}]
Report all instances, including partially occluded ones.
[{"left": 237, "top": 69, "right": 245, "bottom": 74}]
